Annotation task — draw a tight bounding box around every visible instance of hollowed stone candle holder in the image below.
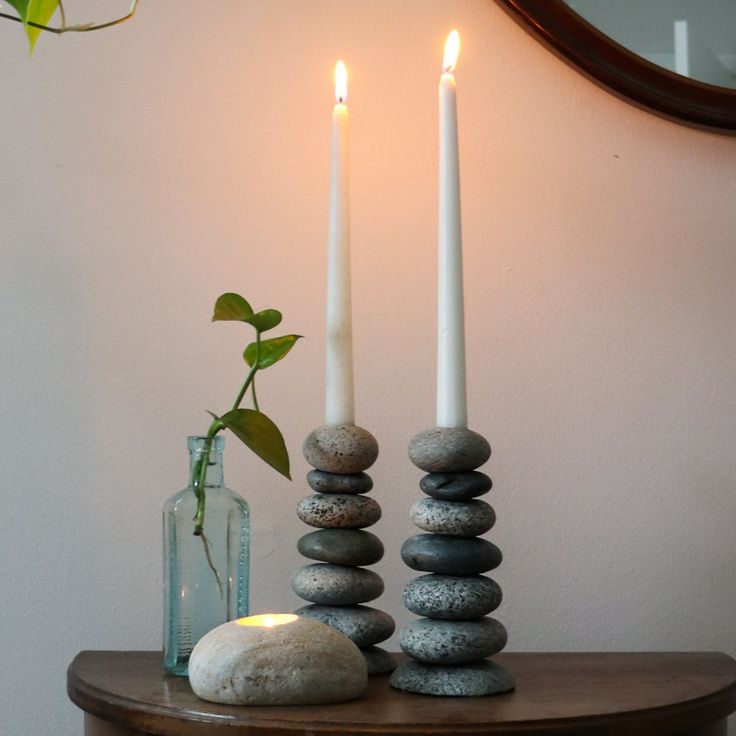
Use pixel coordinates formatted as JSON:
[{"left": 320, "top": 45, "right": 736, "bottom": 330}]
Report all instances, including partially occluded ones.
[
  {"left": 390, "top": 427, "right": 514, "bottom": 696},
  {"left": 188, "top": 614, "right": 367, "bottom": 705},
  {"left": 292, "top": 425, "right": 396, "bottom": 675}
]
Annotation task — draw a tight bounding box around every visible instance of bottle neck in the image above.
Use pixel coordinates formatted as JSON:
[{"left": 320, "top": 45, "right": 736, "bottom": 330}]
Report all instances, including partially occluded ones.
[{"left": 188, "top": 436, "right": 225, "bottom": 488}]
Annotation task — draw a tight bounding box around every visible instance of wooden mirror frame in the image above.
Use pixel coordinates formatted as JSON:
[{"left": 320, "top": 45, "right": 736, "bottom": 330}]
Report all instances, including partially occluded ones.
[{"left": 494, "top": 0, "right": 736, "bottom": 134}]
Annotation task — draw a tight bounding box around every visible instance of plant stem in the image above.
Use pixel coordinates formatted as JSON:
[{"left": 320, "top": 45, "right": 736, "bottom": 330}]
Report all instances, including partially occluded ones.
[
  {"left": 192, "top": 419, "right": 222, "bottom": 535},
  {"left": 190, "top": 327, "right": 264, "bottom": 596},
  {"left": 251, "top": 378, "right": 260, "bottom": 411},
  {"left": 193, "top": 332, "right": 262, "bottom": 537},
  {"left": 189, "top": 430, "right": 224, "bottom": 597},
  {"left": 250, "top": 333, "right": 262, "bottom": 411},
  {"left": 231, "top": 360, "right": 259, "bottom": 412},
  {"left": 191, "top": 449, "right": 208, "bottom": 536}
]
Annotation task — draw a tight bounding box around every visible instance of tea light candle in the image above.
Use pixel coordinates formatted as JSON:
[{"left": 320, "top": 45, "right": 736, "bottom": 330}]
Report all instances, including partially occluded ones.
[{"left": 236, "top": 613, "right": 297, "bottom": 628}]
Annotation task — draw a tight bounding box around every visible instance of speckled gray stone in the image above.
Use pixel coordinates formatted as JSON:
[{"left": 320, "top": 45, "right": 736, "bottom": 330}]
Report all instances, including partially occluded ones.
[
  {"left": 408, "top": 428, "right": 491, "bottom": 473},
  {"left": 403, "top": 574, "right": 502, "bottom": 619},
  {"left": 297, "top": 494, "right": 381, "bottom": 529},
  {"left": 307, "top": 470, "right": 373, "bottom": 494},
  {"left": 399, "top": 618, "right": 508, "bottom": 665},
  {"left": 304, "top": 425, "right": 379, "bottom": 474},
  {"left": 295, "top": 604, "right": 395, "bottom": 648},
  {"left": 401, "top": 534, "right": 502, "bottom": 575},
  {"left": 390, "top": 659, "right": 514, "bottom": 697},
  {"left": 292, "top": 563, "right": 384, "bottom": 605},
  {"left": 410, "top": 498, "right": 496, "bottom": 537},
  {"left": 362, "top": 646, "right": 397, "bottom": 675},
  {"left": 298, "top": 528, "right": 384, "bottom": 566},
  {"left": 189, "top": 616, "right": 367, "bottom": 705},
  {"left": 420, "top": 471, "right": 492, "bottom": 501}
]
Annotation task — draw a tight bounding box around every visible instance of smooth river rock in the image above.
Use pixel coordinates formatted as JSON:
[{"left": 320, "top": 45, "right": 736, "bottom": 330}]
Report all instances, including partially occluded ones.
[
  {"left": 403, "top": 574, "right": 502, "bottom": 619},
  {"left": 391, "top": 659, "right": 514, "bottom": 697},
  {"left": 303, "top": 425, "right": 379, "bottom": 474},
  {"left": 410, "top": 498, "right": 496, "bottom": 537},
  {"left": 189, "top": 615, "right": 367, "bottom": 705},
  {"left": 401, "top": 534, "right": 502, "bottom": 575},
  {"left": 298, "top": 528, "right": 384, "bottom": 566},
  {"left": 399, "top": 617, "right": 508, "bottom": 665},
  {"left": 296, "top": 604, "right": 395, "bottom": 648},
  {"left": 297, "top": 493, "right": 381, "bottom": 529},
  {"left": 362, "top": 646, "right": 397, "bottom": 675},
  {"left": 420, "top": 471, "right": 492, "bottom": 501},
  {"left": 408, "top": 428, "right": 491, "bottom": 473},
  {"left": 292, "top": 563, "right": 384, "bottom": 605},
  {"left": 307, "top": 470, "right": 373, "bottom": 494}
]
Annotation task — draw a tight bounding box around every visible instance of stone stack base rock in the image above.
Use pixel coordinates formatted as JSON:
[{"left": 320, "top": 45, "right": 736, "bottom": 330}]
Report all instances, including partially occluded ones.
[
  {"left": 292, "top": 425, "right": 396, "bottom": 675},
  {"left": 390, "top": 427, "right": 514, "bottom": 696}
]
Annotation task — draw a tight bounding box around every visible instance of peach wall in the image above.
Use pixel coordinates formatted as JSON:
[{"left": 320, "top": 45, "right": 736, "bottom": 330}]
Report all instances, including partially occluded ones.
[{"left": 1, "top": 1, "right": 735, "bottom": 733}]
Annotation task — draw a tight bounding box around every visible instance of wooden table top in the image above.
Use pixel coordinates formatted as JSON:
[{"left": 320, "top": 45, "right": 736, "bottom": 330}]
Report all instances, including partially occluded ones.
[{"left": 67, "top": 651, "right": 736, "bottom": 736}]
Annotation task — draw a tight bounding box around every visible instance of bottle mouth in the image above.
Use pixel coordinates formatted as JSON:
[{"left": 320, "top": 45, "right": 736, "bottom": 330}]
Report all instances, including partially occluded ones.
[{"left": 188, "top": 435, "right": 225, "bottom": 453}]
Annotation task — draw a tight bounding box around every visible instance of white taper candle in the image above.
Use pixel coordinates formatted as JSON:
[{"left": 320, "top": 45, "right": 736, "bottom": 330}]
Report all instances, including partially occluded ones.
[
  {"left": 325, "top": 61, "right": 355, "bottom": 426},
  {"left": 437, "top": 30, "right": 468, "bottom": 429}
]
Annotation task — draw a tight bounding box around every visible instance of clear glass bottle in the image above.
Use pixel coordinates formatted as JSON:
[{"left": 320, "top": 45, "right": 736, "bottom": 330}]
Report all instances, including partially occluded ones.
[{"left": 163, "top": 436, "right": 249, "bottom": 675}]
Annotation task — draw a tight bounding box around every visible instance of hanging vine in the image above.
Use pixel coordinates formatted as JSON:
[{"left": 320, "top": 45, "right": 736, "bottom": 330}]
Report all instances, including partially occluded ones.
[{"left": 1, "top": 0, "right": 139, "bottom": 53}]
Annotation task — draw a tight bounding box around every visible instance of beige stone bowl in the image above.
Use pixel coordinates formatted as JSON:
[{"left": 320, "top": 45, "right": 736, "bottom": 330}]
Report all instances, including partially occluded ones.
[{"left": 188, "top": 613, "right": 368, "bottom": 706}]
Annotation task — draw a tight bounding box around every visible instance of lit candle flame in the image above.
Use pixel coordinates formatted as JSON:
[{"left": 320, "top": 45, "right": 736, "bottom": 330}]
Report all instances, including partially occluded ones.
[
  {"left": 236, "top": 613, "right": 298, "bottom": 628},
  {"left": 335, "top": 60, "right": 348, "bottom": 104},
  {"left": 443, "top": 30, "right": 460, "bottom": 73}
]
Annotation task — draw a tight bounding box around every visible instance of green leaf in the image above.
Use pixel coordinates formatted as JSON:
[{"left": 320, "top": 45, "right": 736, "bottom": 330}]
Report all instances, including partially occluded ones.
[
  {"left": 242, "top": 309, "right": 282, "bottom": 333},
  {"left": 5, "top": 1, "right": 28, "bottom": 17},
  {"left": 212, "top": 293, "right": 253, "bottom": 322},
  {"left": 244, "top": 334, "right": 302, "bottom": 369},
  {"left": 7, "top": 0, "right": 59, "bottom": 53},
  {"left": 220, "top": 408, "right": 291, "bottom": 479}
]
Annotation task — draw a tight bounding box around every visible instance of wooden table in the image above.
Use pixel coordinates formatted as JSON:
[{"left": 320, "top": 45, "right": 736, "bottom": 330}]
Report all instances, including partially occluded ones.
[{"left": 67, "top": 651, "right": 736, "bottom": 736}]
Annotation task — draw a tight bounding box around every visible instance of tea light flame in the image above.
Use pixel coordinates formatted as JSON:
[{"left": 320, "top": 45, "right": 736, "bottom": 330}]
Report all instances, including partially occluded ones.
[{"left": 236, "top": 613, "right": 298, "bottom": 628}]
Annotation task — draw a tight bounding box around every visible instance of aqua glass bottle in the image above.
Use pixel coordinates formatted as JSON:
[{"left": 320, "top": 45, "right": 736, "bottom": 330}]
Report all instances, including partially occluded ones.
[{"left": 163, "top": 436, "right": 249, "bottom": 675}]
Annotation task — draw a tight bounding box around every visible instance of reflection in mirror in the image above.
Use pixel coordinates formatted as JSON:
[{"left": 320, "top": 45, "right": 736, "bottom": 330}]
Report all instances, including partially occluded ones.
[{"left": 564, "top": 1, "right": 736, "bottom": 88}]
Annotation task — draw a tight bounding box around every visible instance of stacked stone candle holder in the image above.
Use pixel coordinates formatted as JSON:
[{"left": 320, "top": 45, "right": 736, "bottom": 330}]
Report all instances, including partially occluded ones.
[
  {"left": 390, "top": 427, "right": 514, "bottom": 696},
  {"left": 292, "top": 425, "right": 396, "bottom": 675}
]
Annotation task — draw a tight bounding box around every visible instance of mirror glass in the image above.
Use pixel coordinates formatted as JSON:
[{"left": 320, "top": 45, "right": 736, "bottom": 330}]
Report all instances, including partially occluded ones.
[{"left": 564, "top": 1, "right": 736, "bottom": 88}]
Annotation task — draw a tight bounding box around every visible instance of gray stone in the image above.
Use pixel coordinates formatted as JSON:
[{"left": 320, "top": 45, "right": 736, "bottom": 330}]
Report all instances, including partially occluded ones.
[
  {"left": 296, "top": 604, "right": 395, "bottom": 648},
  {"left": 189, "top": 615, "right": 367, "bottom": 705},
  {"left": 362, "top": 646, "right": 397, "bottom": 675},
  {"left": 408, "top": 428, "right": 491, "bottom": 473},
  {"left": 403, "top": 574, "right": 502, "bottom": 619},
  {"left": 298, "top": 528, "right": 384, "bottom": 566},
  {"left": 297, "top": 494, "right": 381, "bottom": 529},
  {"left": 292, "top": 563, "right": 384, "bottom": 605},
  {"left": 307, "top": 470, "right": 373, "bottom": 494},
  {"left": 304, "top": 425, "right": 379, "bottom": 474},
  {"left": 399, "top": 617, "right": 508, "bottom": 664},
  {"left": 390, "top": 659, "right": 514, "bottom": 697},
  {"left": 401, "top": 534, "right": 502, "bottom": 575},
  {"left": 410, "top": 498, "right": 496, "bottom": 537},
  {"left": 420, "top": 471, "right": 492, "bottom": 501}
]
